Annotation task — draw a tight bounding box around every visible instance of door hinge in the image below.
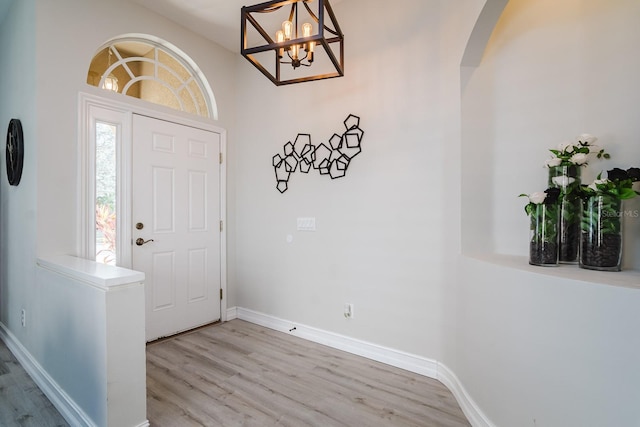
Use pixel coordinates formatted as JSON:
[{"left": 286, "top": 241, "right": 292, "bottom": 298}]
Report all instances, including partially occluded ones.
[
  {"left": 220, "top": 288, "right": 223, "bottom": 300},
  {"left": 220, "top": 220, "right": 223, "bottom": 232},
  {"left": 219, "top": 152, "right": 223, "bottom": 164}
]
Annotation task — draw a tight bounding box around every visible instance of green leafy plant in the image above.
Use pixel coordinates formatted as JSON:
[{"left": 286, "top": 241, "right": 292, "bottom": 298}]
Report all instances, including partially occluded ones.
[
  {"left": 519, "top": 187, "right": 561, "bottom": 242},
  {"left": 544, "top": 133, "right": 609, "bottom": 168},
  {"left": 582, "top": 195, "right": 622, "bottom": 234},
  {"left": 578, "top": 168, "right": 639, "bottom": 269},
  {"left": 580, "top": 167, "right": 640, "bottom": 201},
  {"left": 579, "top": 167, "right": 640, "bottom": 234},
  {"left": 520, "top": 188, "right": 561, "bottom": 265}
]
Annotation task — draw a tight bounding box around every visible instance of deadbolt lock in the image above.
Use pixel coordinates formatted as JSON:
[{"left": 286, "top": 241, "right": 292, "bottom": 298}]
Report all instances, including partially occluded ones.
[{"left": 136, "top": 222, "right": 144, "bottom": 230}]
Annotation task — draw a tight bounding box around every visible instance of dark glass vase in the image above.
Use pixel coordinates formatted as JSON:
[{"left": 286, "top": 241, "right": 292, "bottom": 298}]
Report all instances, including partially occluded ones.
[
  {"left": 580, "top": 194, "right": 623, "bottom": 271},
  {"left": 529, "top": 203, "right": 559, "bottom": 266},
  {"left": 548, "top": 165, "right": 581, "bottom": 263}
]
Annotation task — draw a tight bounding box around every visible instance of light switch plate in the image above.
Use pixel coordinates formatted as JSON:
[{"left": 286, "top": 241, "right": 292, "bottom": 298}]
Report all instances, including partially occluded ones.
[{"left": 297, "top": 217, "right": 316, "bottom": 231}]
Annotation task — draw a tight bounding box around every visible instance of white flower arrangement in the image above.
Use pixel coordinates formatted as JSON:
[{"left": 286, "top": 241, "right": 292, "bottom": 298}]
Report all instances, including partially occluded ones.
[
  {"left": 551, "top": 176, "right": 576, "bottom": 187},
  {"left": 588, "top": 178, "right": 608, "bottom": 191},
  {"left": 527, "top": 191, "right": 548, "bottom": 204},
  {"left": 544, "top": 133, "right": 609, "bottom": 168},
  {"left": 519, "top": 188, "right": 561, "bottom": 215}
]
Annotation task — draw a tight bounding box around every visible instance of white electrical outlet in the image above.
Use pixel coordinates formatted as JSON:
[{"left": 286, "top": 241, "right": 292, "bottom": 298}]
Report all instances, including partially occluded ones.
[
  {"left": 21, "top": 309, "right": 26, "bottom": 327},
  {"left": 344, "top": 303, "right": 354, "bottom": 319}
]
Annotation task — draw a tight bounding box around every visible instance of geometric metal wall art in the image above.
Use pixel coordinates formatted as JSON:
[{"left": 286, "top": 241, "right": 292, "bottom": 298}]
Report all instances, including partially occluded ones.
[{"left": 272, "top": 114, "right": 364, "bottom": 193}]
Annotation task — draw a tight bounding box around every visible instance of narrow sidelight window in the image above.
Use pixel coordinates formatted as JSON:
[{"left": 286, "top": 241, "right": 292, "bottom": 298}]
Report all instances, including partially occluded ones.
[{"left": 95, "top": 122, "right": 117, "bottom": 265}]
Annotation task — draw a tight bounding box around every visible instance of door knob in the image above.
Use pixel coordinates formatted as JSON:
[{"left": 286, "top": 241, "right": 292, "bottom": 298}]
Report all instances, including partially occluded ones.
[{"left": 135, "top": 238, "right": 154, "bottom": 246}]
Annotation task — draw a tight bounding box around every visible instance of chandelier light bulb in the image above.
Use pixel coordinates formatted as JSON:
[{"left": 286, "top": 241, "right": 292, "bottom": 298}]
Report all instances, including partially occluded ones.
[
  {"left": 302, "top": 22, "right": 314, "bottom": 60},
  {"left": 290, "top": 43, "right": 299, "bottom": 61},
  {"left": 276, "top": 30, "right": 285, "bottom": 57},
  {"left": 302, "top": 22, "right": 312, "bottom": 38},
  {"left": 282, "top": 20, "right": 293, "bottom": 40}
]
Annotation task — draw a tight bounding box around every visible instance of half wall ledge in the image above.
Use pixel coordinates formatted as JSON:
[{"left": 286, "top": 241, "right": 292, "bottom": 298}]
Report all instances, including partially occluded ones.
[
  {"left": 463, "top": 253, "right": 640, "bottom": 290},
  {"left": 32, "top": 255, "right": 148, "bottom": 427}
]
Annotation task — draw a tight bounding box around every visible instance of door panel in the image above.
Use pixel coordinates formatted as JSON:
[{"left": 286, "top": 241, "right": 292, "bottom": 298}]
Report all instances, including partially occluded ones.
[
  {"left": 133, "top": 114, "right": 221, "bottom": 341},
  {"left": 152, "top": 251, "right": 175, "bottom": 310},
  {"left": 153, "top": 167, "right": 175, "bottom": 232},
  {"left": 189, "top": 171, "right": 207, "bottom": 230}
]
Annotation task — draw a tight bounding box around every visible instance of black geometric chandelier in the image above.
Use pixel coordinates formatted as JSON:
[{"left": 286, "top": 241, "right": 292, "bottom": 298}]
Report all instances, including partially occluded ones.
[{"left": 241, "top": 0, "right": 344, "bottom": 86}]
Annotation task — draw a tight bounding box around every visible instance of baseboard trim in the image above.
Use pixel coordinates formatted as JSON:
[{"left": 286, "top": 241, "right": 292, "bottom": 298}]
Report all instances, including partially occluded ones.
[
  {"left": 226, "top": 306, "right": 238, "bottom": 320},
  {"left": 437, "top": 362, "right": 495, "bottom": 427},
  {"left": 232, "top": 307, "right": 493, "bottom": 427},
  {"left": 235, "top": 307, "right": 435, "bottom": 377},
  {"left": 0, "top": 322, "right": 96, "bottom": 427}
]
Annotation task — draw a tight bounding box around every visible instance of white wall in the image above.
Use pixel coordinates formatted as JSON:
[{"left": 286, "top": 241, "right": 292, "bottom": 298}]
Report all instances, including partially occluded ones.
[
  {"left": 456, "top": 0, "right": 640, "bottom": 425},
  {"left": 232, "top": 0, "right": 482, "bottom": 362},
  {"left": 0, "top": 0, "right": 37, "bottom": 341},
  {"left": 456, "top": 257, "right": 640, "bottom": 427},
  {"left": 34, "top": 257, "right": 147, "bottom": 426}
]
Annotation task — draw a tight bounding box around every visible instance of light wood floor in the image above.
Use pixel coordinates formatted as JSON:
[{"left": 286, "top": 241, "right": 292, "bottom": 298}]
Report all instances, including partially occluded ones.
[
  {"left": 0, "top": 339, "right": 68, "bottom": 427},
  {"left": 147, "top": 320, "right": 470, "bottom": 427}
]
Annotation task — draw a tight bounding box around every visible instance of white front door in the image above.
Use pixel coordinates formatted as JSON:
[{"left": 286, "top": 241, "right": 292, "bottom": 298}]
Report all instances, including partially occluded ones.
[{"left": 132, "top": 114, "right": 221, "bottom": 341}]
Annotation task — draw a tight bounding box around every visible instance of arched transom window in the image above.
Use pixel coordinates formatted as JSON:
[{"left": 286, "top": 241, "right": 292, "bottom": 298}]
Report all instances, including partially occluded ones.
[{"left": 87, "top": 35, "right": 217, "bottom": 119}]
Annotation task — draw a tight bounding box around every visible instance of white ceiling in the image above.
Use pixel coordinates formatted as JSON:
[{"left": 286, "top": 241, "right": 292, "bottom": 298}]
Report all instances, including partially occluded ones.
[
  {"left": 131, "top": 0, "right": 245, "bottom": 53},
  {"left": 130, "top": 0, "right": 344, "bottom": 54},
  {"left": 0, "top": 0, "right": 343, "bottom": 54},
  {"left": 0, "top": 0, "right": 244, "bottom": 50}
]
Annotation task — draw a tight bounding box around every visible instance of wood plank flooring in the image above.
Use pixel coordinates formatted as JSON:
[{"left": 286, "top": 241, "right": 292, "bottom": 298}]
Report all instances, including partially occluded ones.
[
  {"left": 147, "top": 320, "right": 470, "bottom": 427},
  {"left": 0, "top": 339, "right": 68, "bottom": 427}
]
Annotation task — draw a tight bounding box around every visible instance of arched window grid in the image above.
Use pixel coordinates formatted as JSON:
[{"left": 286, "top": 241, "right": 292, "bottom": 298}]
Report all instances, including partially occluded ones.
[
  {"left": 89, "top": 35, "right": 217, "bottom": 120},
  {"left": 104, "top": 56, "right": 198, "bottom": 116}
]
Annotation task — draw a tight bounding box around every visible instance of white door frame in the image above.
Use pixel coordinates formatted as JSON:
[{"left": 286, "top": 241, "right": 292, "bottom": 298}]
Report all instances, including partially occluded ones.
[{"left": 78, "top": 90, "right": 228, "bottom": 321}]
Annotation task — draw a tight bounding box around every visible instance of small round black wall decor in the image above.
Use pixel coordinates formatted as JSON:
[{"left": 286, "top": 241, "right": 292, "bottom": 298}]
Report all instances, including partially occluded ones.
[{"left": 6, "top": 118, "right": 24, "bottom": 186}]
